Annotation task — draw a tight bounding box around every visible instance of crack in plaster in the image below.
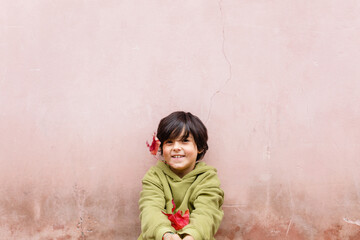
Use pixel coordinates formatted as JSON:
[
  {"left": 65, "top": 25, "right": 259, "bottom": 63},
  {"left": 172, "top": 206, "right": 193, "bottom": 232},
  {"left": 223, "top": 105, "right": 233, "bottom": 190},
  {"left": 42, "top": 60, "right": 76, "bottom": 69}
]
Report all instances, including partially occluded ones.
[
  {"left": 285, "top": 171, "right": 295, "bottom": 236},
  {"left": 205, "top": 0, "right": 233, "bottom": 123}
]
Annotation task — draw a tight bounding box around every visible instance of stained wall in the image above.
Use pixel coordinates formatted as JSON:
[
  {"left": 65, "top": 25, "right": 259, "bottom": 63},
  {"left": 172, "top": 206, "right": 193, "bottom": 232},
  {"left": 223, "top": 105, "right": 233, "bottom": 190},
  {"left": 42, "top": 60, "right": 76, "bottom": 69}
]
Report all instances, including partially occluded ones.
[{"left": 1, "top": 1, "right": 360, "bottom": 239}]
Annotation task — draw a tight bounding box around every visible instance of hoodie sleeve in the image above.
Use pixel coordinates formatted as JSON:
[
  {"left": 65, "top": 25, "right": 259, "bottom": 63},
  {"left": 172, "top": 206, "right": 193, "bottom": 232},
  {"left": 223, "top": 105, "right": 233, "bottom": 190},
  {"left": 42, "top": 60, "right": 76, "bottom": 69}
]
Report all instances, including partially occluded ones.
[
  {"left": 139, "top": 168, "right": 176, "bottom": 240},
  {"left": 178, "top": 171, "right": 224, "bottom": 240}
]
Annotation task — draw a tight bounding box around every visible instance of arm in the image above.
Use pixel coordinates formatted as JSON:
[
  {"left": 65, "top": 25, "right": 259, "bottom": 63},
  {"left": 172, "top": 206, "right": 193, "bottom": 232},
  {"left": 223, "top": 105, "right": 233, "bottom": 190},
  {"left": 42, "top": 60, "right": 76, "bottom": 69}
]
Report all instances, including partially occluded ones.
[
  {"left": 139, "top": 169, "right": 176, "bottom": 240},
  {"left": 178, "top": 172, "right": 224, "bottom": 240}
]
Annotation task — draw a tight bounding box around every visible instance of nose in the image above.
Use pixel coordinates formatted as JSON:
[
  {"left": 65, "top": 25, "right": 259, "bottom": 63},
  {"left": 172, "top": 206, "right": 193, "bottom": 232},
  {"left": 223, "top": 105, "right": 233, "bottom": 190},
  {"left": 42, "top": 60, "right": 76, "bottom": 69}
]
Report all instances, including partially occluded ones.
[{"left": 173, "top": 141, "right": 181, "bottom": 151}]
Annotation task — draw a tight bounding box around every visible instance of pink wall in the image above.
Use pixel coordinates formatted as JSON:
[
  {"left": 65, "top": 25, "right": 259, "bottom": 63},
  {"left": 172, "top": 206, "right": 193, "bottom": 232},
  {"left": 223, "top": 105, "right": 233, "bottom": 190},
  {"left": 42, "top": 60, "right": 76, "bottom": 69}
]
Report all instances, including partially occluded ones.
[{"left": 1, "top": 1, "right": 360, "bottom": 239}]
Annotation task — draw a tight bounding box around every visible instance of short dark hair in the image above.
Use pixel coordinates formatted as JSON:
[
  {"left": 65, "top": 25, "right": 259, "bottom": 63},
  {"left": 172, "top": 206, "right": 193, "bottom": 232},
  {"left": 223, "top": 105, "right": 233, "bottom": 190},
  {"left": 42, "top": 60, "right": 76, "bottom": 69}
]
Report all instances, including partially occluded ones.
[{"left": 156, "top": 111, "right": 208, "bottom": 160}]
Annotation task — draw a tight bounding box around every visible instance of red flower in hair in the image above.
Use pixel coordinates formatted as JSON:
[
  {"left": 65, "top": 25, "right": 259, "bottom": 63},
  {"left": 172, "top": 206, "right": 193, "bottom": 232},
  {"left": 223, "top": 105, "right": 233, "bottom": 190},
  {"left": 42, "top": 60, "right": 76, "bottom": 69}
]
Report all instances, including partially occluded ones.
[
  {"left": 146, "top": 132, "right": 160, "bottom": 156},
  {"left": 162, "top": 199, "right": 190, "bottom": 230}
]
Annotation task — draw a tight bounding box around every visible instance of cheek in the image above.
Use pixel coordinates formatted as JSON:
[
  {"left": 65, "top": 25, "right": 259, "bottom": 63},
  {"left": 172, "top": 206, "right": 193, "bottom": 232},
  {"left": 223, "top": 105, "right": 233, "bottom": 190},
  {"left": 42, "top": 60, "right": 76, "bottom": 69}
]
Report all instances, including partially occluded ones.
[{"left": 162, "top": 146, "right": 170, "bottom": 156}]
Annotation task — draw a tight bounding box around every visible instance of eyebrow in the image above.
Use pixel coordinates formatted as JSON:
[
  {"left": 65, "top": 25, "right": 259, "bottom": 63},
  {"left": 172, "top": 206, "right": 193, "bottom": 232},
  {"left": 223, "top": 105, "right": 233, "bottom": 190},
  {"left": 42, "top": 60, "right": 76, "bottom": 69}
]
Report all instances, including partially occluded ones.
[{"left": 179, "top": 134, "right": 193, "bottom": 140}]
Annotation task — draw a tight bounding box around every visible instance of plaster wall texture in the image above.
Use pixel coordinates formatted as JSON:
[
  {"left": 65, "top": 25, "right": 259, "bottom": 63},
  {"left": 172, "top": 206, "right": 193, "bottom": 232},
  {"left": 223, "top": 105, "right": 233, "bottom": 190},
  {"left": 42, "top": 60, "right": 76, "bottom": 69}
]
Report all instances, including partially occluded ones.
[{"left": 1, "top": 1, "right": 360, "bottom": 239}]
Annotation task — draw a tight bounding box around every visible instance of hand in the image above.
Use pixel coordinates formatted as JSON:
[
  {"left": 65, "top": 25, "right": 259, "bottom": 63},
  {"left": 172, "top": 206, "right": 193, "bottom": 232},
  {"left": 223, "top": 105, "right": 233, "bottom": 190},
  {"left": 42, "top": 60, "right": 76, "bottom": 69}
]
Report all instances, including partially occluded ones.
[
  {"left": 183, "top": 235, "right": 195, "bottom": 240},
  {"left": 163, "top": 233, "right": 182, "bottom": 240}
]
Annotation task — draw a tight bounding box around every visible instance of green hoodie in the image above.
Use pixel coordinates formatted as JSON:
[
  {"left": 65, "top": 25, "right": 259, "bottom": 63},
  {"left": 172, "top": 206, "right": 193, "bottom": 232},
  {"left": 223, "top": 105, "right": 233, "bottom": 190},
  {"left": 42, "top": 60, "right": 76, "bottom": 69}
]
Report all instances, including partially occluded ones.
[{"left": 138, "top": 161, "right": 224, "bottom": 240}]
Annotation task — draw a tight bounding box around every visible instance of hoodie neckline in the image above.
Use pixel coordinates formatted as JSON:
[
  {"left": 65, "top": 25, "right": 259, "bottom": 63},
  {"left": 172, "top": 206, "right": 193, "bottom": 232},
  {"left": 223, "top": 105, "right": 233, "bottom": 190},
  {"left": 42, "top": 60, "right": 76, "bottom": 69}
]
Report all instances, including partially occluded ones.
[{"left": 156, "top": 161, "right": 212, "bottom": 181}]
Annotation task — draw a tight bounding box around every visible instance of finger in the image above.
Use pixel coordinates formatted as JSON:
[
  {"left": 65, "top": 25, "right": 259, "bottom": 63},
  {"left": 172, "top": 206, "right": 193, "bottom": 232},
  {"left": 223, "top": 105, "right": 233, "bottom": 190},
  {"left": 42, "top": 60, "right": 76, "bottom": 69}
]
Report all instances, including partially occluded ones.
[{"left": 171, "top": 234, "right": 182, "bottom": 240}]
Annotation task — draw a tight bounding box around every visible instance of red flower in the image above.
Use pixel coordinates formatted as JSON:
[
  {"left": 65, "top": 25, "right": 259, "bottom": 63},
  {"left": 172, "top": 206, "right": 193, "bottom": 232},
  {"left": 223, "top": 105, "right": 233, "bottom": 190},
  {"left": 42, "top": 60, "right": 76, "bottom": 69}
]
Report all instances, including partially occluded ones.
[
  {"left": 162, "top": 199, "right": 190, "bottom": 230},
  {"left": 146, "top": 133, "right": 160, "bottom": 155}
]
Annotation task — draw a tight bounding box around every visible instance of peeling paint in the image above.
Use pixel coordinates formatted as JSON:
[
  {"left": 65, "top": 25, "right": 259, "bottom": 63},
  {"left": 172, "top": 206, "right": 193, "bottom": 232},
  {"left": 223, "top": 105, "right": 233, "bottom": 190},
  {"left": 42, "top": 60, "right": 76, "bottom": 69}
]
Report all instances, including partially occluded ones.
[{"left": 344, "top": 218, "right": 360, "bottom": 227}]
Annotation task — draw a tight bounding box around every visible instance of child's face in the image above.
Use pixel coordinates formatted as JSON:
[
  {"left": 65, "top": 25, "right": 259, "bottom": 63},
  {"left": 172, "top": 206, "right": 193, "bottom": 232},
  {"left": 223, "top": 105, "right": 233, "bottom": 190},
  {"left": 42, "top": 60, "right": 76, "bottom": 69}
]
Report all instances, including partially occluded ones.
[{"left": 162, "top": 131, "right": 198, "bottom": 178}]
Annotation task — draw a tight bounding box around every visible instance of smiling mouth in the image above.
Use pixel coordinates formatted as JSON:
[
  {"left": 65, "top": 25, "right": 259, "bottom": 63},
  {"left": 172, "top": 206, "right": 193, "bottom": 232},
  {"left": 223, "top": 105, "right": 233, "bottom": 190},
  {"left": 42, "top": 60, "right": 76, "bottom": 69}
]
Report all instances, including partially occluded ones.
[{"left": 171, "top": 155, "right": 185, "bottom": 158}]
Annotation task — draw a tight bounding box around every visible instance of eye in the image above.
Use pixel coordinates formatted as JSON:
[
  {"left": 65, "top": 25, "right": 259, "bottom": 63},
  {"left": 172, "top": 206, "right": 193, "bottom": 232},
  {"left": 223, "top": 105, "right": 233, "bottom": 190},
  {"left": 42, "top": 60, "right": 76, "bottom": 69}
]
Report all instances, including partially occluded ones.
[
  {"left": 182, "top": 138, "right": 190, "bottom": 142},
  {"left": 165, "top": 140, "right": 173, "bottom": 144}
]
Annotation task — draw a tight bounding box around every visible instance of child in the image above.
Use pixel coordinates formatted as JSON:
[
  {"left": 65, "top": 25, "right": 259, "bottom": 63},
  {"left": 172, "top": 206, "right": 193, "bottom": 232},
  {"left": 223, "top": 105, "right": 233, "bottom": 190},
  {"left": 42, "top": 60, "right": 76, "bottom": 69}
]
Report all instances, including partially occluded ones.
[{"left": 138, "top": 111, "right": 224, "bottom": 240}]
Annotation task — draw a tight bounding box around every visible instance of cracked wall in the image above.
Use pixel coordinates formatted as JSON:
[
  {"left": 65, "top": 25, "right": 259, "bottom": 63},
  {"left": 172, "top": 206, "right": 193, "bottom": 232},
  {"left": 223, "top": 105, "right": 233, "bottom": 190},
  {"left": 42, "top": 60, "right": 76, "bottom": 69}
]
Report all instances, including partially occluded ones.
[{"left": 1, "top": 0, "right": 360, "bottom": 239}]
